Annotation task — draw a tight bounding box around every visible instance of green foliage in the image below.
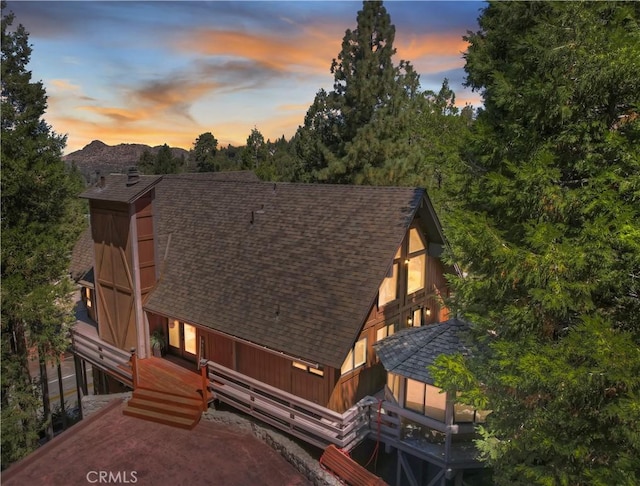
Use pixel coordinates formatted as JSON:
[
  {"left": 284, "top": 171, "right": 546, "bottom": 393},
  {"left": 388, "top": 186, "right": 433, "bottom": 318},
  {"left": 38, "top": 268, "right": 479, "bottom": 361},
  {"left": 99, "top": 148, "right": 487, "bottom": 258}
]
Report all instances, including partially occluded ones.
[
  {"left": 291, "top": 1, "right": 471, "bottom": 208},
  {"left": 440, "top": 2, "right": 640, "bottom": 483},
  {"left": 138, "top": 143, "right": 184, "bottom": 174},
  {"left": 294, "top": 1, "right": 421, "bottom": 181},
  {"left": 190, "top": 131, "right": 218, "bottom": 172},
  {"left": 241, "top": 127, "right": 268, "bottom": 170},
  {"left": 1, "top": 0, "right": 85, "bottom": 468}
]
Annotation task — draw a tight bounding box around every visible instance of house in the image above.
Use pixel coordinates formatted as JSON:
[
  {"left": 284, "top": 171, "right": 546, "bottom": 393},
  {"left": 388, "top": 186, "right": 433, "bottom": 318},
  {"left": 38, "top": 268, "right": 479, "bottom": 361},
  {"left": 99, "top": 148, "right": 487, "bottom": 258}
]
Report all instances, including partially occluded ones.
[{"left": 69, "top": 169, "right": 464, "bottom": 463}]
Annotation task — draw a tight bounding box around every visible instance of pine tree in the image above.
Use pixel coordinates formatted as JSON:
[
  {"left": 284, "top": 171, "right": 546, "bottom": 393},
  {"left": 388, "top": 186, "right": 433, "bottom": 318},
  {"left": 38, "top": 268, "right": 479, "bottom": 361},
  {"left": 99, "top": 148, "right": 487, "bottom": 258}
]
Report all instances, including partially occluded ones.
[
  {"left": 137, "top": 144, "right": 183, "bottom": 174},
  {"left": 190, "top": 131, "right": 218, "bottom": 172},
  {"left": 294, "top": 0, "right": 420, "bottom": 183},
  {"left": 241, "top": 127, "right": 268, "bottom": 170},
  {"left": 1, "top": 1, "right": 85, "bottom": 468},
  {"left": 292, "top": 1, "right": 470, "bottom": 193},
  {"left": 438, "top": 2, "right": 640, "bottom": 483}
]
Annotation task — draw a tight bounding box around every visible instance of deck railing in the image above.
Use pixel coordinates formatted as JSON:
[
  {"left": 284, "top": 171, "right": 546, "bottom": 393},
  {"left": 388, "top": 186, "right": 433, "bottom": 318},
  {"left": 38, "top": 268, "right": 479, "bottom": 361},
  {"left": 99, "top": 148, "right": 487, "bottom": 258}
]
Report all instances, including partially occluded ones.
[
  {"left": 71, "top": 322, "right": 133, "bottom": 387},
  {"left": 208, "top": 361, "right": 480, "bottom": 469},
  {"left": 208, "top": 362, "right": 371, "bottom": 450},
  {"left": 366, "top": 400, "right": 480, "bottom": 469}
]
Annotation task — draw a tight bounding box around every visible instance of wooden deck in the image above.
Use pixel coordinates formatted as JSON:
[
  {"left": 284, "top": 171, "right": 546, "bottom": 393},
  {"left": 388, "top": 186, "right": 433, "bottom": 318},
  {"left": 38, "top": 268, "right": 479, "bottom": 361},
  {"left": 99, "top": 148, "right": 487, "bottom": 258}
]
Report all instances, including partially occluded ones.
[
  {"left": 124, "top": 357, "right": 212, "bottom": 429},
  {"left": 135, "top": 357, "right": 208, "bottom": 401}
]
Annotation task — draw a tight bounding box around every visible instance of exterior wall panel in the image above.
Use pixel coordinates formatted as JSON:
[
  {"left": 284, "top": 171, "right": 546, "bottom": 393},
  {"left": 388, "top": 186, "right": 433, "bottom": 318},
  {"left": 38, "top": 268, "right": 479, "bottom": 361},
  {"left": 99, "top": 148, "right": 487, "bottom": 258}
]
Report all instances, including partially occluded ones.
[{"left": 91, "top": 201, "right": 137, "bottom": 350}]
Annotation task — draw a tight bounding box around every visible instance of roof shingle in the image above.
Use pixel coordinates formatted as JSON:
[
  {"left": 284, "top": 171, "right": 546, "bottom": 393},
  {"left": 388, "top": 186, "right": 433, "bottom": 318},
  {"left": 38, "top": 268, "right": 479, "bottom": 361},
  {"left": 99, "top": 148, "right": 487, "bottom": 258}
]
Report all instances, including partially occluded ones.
[
  {"left": 72, "top": 171, "right": 438, "bottom": 369},
  {"left": 373, "top": 318, "right": 471, "bottom": 384},
  {"left": 146, "top": 178, "right": 423, "bottom": 368}
]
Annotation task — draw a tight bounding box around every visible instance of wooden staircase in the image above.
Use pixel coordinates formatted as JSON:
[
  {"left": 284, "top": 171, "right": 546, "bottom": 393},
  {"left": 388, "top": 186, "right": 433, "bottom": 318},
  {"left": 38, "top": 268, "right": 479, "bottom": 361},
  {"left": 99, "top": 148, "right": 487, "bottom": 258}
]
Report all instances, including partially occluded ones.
[{"left": 123, "top": 355, "right": 211, "bottom": 429}]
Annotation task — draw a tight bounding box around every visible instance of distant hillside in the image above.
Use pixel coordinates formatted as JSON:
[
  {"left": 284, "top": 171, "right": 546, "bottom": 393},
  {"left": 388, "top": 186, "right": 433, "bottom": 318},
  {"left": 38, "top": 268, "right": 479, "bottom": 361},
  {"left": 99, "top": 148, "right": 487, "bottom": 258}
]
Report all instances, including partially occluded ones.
[{"left": 64, "top": 140, "right": 189, "bottom": 182}]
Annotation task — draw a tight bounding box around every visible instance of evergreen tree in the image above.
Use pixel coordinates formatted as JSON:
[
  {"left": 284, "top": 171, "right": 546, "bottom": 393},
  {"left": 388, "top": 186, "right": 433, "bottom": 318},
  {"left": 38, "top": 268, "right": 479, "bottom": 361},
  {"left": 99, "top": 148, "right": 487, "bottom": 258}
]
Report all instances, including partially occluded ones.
[
  {"left": 190, "top": 131, "right": 218, "bottom": 172},
  {"left": 294, "top": 0, "right": 421, "bottom": 183},
  {"left": 137, "top": 144, "right": 183, "bottom": 174},
  {"left": 241, "top": 127, "right": 268, "bottom": 170},
  {"left": 437, "top": 2, "right": 640, "bottom": 484},
  {"left": 1, "top": 1, "right": 85, "bottom": 468},
  {"left": 291, "top": 1, "right": 470, "bottom": 193},
  {"left": 137, "top": 148, "right": 155, "bottom": 174}
]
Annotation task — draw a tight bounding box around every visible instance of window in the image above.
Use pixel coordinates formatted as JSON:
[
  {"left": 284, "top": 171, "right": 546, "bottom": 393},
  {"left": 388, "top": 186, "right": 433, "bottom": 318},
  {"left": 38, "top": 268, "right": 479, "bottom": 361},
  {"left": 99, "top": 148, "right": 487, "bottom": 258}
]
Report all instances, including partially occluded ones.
[
  {"left": 379, "top": 244, "right": 402, "bottom": 308},
  {"left": 406, "top": 379, "right": 426, "bottom": 414},
  {"left": 409, "top": 227, "right": 425, "bottom": 253},
  {"left": 405, "top": 379, "right": 447, "bottom": 422},
  {"left": 407, "top": 308, "right": 423, "bottom": 327},
  {"left": 183, "top": 323, "right": 197, "bottom": 355},
  {"left": 292, "top": 361, "right": 324, "bottom": 377},
  {"left": 425, "top": 384, "right": 447, "bottom": 422},
  {"left": 407, "top": 227, "right": 426, "bottom": 294},
  {"left": 454, "top": 395, "right": 490, "bottom": 424},
  {"left": 168, "top": 319, "right": 180, "bottom": 348},
  {"left": 341, "top": 337, "right": 367, "bottom": 375},
  {"left": 376, "top": 323, "right": 396, "bottom": 342},
  {"left": 388, "top": 372, "right": 401, "bottom": 403},
  {"left": 84, "top": 287, "right": 92, "bottom": 308},
  {"left": 378, "top": 263, "right": 398, "bottom": 307}
]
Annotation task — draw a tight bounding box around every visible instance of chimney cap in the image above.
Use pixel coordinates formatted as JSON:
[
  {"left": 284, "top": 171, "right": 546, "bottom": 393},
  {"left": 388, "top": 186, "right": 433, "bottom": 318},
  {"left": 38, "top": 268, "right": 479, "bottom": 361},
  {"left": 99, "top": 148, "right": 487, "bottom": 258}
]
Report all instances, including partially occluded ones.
[{"left": 126, "top": 166, "right": 140, "bottom": 186}]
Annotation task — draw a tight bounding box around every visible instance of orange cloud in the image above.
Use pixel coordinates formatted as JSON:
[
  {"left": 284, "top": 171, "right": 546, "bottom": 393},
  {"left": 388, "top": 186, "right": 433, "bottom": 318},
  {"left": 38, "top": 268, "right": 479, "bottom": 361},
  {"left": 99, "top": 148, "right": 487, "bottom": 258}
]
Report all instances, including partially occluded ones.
[
  {"left": 175, "top": 28, "right": 341, "bottom": 75},
  {"left": 50, "top": 79, "right": 82, "bottom": 92},
  {"left": 396, "top": 33, "right": 469, "bottom": 61}
]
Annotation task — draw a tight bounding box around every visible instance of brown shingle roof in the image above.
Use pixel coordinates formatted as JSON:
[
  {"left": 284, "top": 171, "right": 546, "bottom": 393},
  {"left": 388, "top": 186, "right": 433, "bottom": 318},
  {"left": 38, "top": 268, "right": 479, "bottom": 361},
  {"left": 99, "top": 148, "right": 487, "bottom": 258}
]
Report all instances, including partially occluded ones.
[
  {"left": 80, "top": 174, "right": 162, "bottom": 203},
  {"left": 70, "top": 171, "right": 260, "bottom": 280},
  {"left": 145, "top": 179, "right": 424, "bottom": 368},
  {"left": 69, "top": 226, "right": 93, "bottom": 282}
]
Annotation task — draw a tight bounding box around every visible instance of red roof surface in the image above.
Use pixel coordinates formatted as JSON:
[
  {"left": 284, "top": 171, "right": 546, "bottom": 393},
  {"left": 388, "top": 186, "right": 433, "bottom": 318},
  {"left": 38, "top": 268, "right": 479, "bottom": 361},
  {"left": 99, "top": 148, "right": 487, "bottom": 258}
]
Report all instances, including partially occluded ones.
[{"left": 3, "top": 400, "right": 310, "bottom": 486}]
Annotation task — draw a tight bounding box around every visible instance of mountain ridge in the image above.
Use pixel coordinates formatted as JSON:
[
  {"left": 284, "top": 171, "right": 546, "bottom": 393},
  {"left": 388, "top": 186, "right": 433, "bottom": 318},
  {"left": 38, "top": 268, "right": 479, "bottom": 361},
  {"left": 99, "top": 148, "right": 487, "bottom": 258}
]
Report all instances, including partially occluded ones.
[{"left": 64, "top": 140, "right": 189, "bottom": 180}]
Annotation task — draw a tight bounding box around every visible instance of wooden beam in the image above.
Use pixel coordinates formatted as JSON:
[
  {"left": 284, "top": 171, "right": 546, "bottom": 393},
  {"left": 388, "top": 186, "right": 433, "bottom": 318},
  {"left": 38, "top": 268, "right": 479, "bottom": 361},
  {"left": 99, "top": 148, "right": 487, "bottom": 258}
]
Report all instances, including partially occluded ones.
[
  {"left": 397, "top": 450, "right": 420, "bottom": 486},
  {"left": 426, "top": 469, "right": 445, "bottom": 486}
]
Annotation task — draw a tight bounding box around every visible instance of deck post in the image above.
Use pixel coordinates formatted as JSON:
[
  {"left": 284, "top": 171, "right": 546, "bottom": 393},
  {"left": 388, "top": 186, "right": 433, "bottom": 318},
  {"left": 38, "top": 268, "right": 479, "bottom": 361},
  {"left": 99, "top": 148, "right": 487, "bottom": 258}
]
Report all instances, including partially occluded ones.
[
  {"left": 444, "top": 392, "right": 455, "bottom": 465},
  {"left": 199, "top": 358, "right": 209, "bottom": 411},
  {"left": 73, "top": 354, "right": 84, "bottom": 421},
  {"left": 130, "top": 348, "right": 137, "bottom": 389}
]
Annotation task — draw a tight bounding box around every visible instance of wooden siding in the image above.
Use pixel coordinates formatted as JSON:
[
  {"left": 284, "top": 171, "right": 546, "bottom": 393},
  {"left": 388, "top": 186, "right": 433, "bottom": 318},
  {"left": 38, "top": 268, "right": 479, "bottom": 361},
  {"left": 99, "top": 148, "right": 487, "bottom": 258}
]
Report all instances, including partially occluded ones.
[
  {"left": 147, "top": 313, "right": 166, "bottom": 338},
  {"left": 236, "top": 341, "right": 290, "bottom": 390},
  {"left": 90, "top": 200, "right": 137, "bottom": 350},
  {"left": 327, "top": 315, "right": 387, "bottom": 413},
  {"left": 202, "top": 329, "right": 234, "bottom": 369},
  {"left": 134, "top": 192, "right": 157, "bottom": 298},
  {"left": 328, "top": 217, "right": 453, "bottom": 413},
  {"left": 195, "top": 328, "right": 332, "bottom": 406}
]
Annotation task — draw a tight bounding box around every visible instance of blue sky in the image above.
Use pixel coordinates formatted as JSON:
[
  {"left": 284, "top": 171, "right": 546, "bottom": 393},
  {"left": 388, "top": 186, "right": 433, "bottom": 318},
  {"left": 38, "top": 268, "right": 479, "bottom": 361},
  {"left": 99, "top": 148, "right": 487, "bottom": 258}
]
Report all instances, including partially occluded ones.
[{"left": 6, "top": 1, "right": 485, "bottom": 154}]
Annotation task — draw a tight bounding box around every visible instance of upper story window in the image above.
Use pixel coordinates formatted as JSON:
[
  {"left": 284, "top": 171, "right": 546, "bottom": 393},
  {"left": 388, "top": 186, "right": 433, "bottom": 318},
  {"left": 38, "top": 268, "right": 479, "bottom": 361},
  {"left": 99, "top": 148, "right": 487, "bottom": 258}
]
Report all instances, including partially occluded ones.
[
  {"left": 408, "top": 307, "right": 423, "bottom": 327},
  {"left": 406, "top": 227, "right": 426, "bottom": 295},
  {"left": 376, "top": 323, "right": 396, "bottom": 342},
  {"left": 378, "top": 246, "right": 401, "bottom": 307}
]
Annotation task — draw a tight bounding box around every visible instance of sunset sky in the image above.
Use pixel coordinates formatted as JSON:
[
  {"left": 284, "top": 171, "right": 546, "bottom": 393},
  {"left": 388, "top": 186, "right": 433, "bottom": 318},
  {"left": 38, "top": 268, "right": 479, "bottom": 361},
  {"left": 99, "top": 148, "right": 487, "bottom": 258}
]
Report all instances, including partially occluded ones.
[{"left": 7, "top": 1, "right": 485, "bottom": 154}]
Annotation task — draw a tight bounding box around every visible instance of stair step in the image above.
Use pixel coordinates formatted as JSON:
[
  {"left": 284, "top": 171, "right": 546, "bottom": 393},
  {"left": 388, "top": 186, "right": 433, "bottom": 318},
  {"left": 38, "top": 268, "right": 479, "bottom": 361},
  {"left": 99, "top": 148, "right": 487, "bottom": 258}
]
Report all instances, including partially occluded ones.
[
  {"left": 133, "top": 388, "right": 204, "bottom": 410},
  {"left": 127, "top": 398, "right": 201, "bottom": 420},
  {"left": 123, "top": 406, "right": 199, "bottom": 429}
]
